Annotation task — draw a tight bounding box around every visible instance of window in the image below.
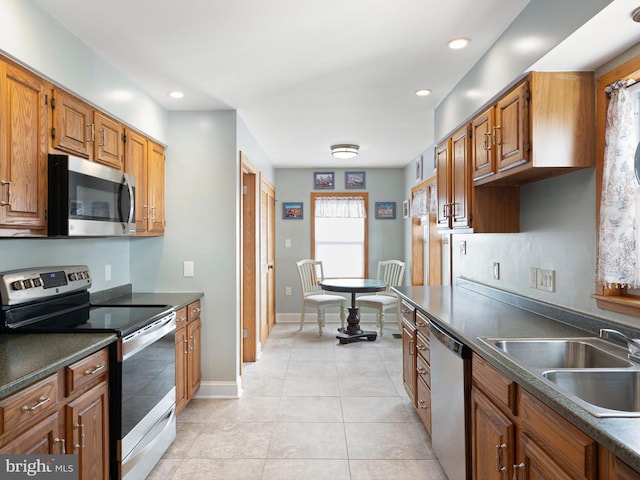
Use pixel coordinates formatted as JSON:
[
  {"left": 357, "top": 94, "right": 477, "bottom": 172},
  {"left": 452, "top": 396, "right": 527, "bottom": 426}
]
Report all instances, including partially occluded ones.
[
  {"left": 593, "top": 55, "right": 640, "bottom": 316},
  {"left": 311, "top": 193, "right": 368, "bottom": 278}
]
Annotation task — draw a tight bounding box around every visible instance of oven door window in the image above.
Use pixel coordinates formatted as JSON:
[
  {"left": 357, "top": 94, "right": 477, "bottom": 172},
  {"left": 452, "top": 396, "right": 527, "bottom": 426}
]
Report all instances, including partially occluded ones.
[
  {"left": 121, "top": 329, "right": 175, "bottom": 438},
  {"left": 69, "top": 171, "right": 133, "bottom": 223}
]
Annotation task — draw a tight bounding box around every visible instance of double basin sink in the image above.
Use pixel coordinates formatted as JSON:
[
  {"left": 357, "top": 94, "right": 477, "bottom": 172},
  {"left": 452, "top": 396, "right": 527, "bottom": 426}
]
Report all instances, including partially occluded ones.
[{"left": 478, "top": 337, "right": 640, "bottom": 417}]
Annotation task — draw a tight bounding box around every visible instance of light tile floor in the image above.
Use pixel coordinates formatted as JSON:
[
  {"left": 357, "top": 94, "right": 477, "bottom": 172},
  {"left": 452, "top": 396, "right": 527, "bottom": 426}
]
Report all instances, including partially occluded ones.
[{"left": 148, "top": 321, "right": 448, "bottom": 480}]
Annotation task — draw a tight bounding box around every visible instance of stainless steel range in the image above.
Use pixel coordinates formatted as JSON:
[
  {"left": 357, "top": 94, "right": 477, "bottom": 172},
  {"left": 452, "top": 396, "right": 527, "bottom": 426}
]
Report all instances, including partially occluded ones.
[{"left": 0, "top": 265, "right": 176, "bottom": 480}]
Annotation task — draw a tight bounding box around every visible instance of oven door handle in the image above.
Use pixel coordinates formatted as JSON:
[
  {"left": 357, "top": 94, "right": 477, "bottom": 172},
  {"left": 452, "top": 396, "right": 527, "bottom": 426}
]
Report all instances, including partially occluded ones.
[{"left": 121, "top": 312, "right": 176, "bottom": 360}]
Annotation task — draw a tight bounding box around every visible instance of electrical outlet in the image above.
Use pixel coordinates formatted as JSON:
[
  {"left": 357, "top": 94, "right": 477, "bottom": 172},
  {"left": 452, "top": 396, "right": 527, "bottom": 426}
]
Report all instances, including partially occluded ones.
[
  {"left": 537, "top": 269, "right": 555, "bottom": 292},
  {"left": 460, "top": 240, "right": 466, "bottom": 255},
  {"left": 529, "top": 267, "right": 538, "bottom": 288},
  {"left": 492, "top": 262, "right": 500, "bottom": 280},
  {"left": 285, "top": 287, "right": 292, "bottom": 296},
  {"left": 183, "top": 261, "right": 194, "bottom": 277},
  {"left": 105, "top": 264, "right": 111, "bottom": 282}
]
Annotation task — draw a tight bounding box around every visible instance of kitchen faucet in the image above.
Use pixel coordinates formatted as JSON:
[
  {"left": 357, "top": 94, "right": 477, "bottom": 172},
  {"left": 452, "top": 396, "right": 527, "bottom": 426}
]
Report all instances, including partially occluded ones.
[{"left": 599, "top": 328, "right": 640, "bottom": 362}]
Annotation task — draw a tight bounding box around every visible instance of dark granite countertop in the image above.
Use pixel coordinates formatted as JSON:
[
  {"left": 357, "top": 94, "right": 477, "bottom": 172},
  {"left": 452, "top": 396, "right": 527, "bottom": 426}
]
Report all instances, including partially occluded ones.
[
  {"left": 393, "top": 279, "right": 640, "bottom": 473},
  {"left": 90, "top": 284, "right": 203, "bottom": 311},
  {"left": 0, "top": 333, "right": 116, "bottom": 400}
]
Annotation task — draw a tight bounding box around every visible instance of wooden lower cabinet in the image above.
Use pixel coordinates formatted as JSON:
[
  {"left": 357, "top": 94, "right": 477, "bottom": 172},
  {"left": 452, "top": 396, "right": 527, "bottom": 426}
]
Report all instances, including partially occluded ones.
[
  {"left": 600, "top": 448, "right": 640, "bottom": 479},
  {"left": 472, "top": 352, "right": 600, "bottom": 480},
  {"left": 0, "top": 347, "right": 110, "bottom": 480},
  {"left": 176, "top": 301, "right": 202, "bottom": 415},
  {"left": 402, "top": 318, "right": 416, "bottom": 402}
]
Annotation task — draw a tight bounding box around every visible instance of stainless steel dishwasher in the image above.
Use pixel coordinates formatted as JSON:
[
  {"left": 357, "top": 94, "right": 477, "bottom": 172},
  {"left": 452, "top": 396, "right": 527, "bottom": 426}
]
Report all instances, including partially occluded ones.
[{"left": 430, "top": 321, "right": 471, "bottom": 480}]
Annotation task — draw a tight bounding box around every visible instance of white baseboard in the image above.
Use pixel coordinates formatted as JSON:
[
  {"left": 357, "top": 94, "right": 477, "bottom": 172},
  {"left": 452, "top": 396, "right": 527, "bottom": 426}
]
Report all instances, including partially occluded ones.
[
  {"left": 193, "top": 378, "right": 242, "bottom": 399},
  {"left": 276, "top": 312, "right": 379, "bottom": 324}
]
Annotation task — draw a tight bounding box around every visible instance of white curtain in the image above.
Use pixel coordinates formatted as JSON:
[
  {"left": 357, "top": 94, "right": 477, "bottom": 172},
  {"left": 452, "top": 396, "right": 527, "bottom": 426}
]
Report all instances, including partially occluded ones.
[
  {"left": 315, "top": 196, "right": 366, "bottom": 218},
  {"left": 411, "top": 187, "right": 428, "bottom": 218},
  {"left": 597, "top": 80, "right": 640, "bottom": 287}
]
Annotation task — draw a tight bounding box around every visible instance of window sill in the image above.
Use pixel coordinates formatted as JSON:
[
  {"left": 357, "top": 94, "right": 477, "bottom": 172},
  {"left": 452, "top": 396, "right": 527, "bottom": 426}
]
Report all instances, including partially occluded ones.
[{"left": 593, "top": 294, "right": 640, "bottom": 317}]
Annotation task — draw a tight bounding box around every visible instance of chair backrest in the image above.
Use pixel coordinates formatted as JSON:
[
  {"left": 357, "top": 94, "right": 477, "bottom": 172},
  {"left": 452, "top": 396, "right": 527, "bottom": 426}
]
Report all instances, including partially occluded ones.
[
  {"left": 377, "top": 260, "right": 405, "bottom": 293},
  {"left": 296, "top": 259, "right": 325, "bottom": 297}
]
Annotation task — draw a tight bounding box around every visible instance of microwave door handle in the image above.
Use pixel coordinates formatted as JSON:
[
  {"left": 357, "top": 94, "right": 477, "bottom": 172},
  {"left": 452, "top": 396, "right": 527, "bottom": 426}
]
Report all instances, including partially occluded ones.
[{"left": 122, "top": 174, "right": 135, "bottom": 232}]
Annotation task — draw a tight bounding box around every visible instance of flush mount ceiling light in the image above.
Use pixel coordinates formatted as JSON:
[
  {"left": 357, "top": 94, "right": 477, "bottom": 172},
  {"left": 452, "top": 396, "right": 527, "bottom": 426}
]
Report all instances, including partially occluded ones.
[
  {"left": 168, "top": 91, "right": 184, "bottom": 99},
  {"left": 330, "top": 144, "right": 359, "bottom": 159},
  {"left": 633, "top": 7, "right": 640, "bottom": 22},
  {"left": 448, "top": 37, "right": 470, "bottom": 50},
  {"left": 415, "top": 89, "right": 432, "bottom": 97}
]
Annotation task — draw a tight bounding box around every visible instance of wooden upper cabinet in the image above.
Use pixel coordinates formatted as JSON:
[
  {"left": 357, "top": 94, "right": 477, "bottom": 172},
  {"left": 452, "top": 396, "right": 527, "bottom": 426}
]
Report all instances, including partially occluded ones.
[
  {"left": 435, "top": 139, "right": 451, "bottom": 229},
  {"left": 473, "top": 71, "right": 594, "bottom": 186},
  {"left": 94, "top": 111, "right": 124, "bottom": 170},
  {"left": 496, "top": 80, "right": 529, "bottom": 173},
  {"left": 471, "top": 106, "right": 496, "bottom": 181},
  {"left": 51, "top": 88, "right": 94, "bottom": 159},
  {"left": 147, "top": 141, "right": 165, "bottom": 235},
  {"left": 124, "top": 129, "right": 148, "bottom": 233},
  {"left": 51, "top": 88, "right": 125, "bottom": 170},
  {"left": 451, "top": 125, "right": 471, "bottom": 229},
  {"left": 0, "top": 60, "right": 48, "bottom": 234}
]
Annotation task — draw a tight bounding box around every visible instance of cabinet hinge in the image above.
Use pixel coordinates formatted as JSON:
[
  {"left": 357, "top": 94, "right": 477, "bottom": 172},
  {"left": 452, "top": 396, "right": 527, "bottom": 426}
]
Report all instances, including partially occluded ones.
[
  {"left": 122, "top": 134, "right": 127, "bottom": 143},
  {"left": 51, "top": 127, "right": 56, "bottom": 139},
  {"left": 469, "top": 213, "right": 472, "bottom": 223},
  {"left": 45, "top": 209, "right": 48, "bottom": 220},
  {"left": 525, "top": 140, "right": 531, "bottom": 153},
  {"left": 242, "top": 328, "right": 248, "bottom": 339},
  {"left": 51, "top": 97, "right": 56, "bottom": 109},
  {"left": 525, "top": 89, "right": 531, "bottom": 101},
  {"left": 44, "top": 94, "right": 48, "bottom": 106}
]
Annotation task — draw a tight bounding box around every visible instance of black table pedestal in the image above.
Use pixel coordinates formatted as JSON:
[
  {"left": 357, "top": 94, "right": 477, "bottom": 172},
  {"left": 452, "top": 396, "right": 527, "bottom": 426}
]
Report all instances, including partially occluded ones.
[{"left": 336, "top": 298, "right": 377, "bottom": 344}]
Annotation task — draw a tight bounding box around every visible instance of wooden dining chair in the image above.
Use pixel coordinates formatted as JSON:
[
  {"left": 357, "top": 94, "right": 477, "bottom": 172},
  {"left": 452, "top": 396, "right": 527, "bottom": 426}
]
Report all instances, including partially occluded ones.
[
  {"left": 356, "top": 260, "right": 405, "bottom": 335},
  {"left": 296, "top": 259, "right": 346, "bottom": 335}
]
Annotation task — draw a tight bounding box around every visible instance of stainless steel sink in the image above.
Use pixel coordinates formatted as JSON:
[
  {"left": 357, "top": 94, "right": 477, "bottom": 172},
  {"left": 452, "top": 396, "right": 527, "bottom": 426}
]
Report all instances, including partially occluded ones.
[
  {"left": 483, "top": 337, "right": 634, "bottom": 369},
  {"left": 543, "top": 370, "right": 640, "bottom": 417}
]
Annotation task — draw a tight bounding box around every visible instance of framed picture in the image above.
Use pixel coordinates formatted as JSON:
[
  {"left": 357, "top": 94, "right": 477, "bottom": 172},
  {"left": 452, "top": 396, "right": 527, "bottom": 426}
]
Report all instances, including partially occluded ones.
[
  {"left": 282, "top": 202, "right": 303, "bottom": 219},
  {"left": 345, "top": 171, "right": 366, "bottom": 189},
  {"left": 415, "top": 155, "right": 423, "bottom": 183},
  {"left": 375, "top": 201, "right": 396, "bottom": 219},
  {"left": 314, "top": 171, "right": 335, "bottom": 189},
  {"left": 402, "top": 199, "right": 409, "bottom": 218}
]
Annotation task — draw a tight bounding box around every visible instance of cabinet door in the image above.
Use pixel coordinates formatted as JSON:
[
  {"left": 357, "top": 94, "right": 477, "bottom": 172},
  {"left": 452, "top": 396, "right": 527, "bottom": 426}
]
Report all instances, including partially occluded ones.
[
  {"left": 51, "top": 88, "right": 93, "bottom": 159},
  {"left": 175, "top": 324, "right": 189, "bottom": 415},
  {"left": 0, "top": 61, "right": 48, "bottom": 231},
  {"left": 471, "top": 387, "right": 515, "bottom": 480},
  {"left": 496, "top": 81, "right": 529, "bottom": 172},
  {"left": 435, "top": 139, "right": 451, "bottom": 229},
  {"left": 65, "top": 382, "right": 109, "bottom": 480},
  {"left": 402, "top": 320, "right": 416, "bottom": 401},
  {"left": 124, "top": 129, "right": 148, "bottom": 233},
  {"left": 472, "top": 106, "right": 495, "bottom": 181},
  {"left": 187, "top": 317, "right": 202, "bottom": 399},
  {"left": 147, "top": 142, "right": 165, "bottom": 234},
  {"left": 519, "top": 434, "right": 575, "bottom": 480},
  {"left": 0, "top": 411, "right": 63, "bottom": 455},
  {"left": 94, "top": 112, "right": 123, "bottom": 170},
  {"left": 451, "top": 125, "right": 472, "bottom": 229}
]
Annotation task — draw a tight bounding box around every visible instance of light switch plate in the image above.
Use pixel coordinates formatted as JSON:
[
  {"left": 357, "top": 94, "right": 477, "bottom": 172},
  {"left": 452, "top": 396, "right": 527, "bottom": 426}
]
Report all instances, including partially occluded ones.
[{"left": 183, "top": 261, "right": 194, "bottom": 277}]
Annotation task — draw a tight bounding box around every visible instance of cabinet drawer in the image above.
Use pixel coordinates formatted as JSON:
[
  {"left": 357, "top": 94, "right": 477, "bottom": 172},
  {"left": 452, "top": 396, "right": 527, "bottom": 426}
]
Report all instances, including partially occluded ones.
[
  {"left": 472, "top": 352, "right": 517, "bottom": 415},
  {"left": 416, "top": 353, "right": 430, "bottom": 387},
  {"left": 416, "top": 377, "right": 431, "bottom": 433},
  {"left": 175, "top": 306, "right": 188, "bottom": 329},
  {"left": 188, "top": 300, "right": 201, "bottom": 322},
  {"left": 415, "top": 311, "right": 430, "bottom": 338},
  {"left": 520, "top": 389, "right": 597, "bottom": 480},
  {"left": 65, "top": 347, "right": 109, "bottom": 397},
  {"left": 401, "top": 301, "right": 415, "bottom": 325},
  {"left": 416, "top": 333, "right": 430, "bottom": 363},
  {"left": 0, "top": 374, "right": 58, "bottom": 437}
]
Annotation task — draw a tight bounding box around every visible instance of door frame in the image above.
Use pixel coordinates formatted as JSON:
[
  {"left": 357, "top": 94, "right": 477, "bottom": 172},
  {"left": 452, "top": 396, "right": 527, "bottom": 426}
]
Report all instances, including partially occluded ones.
[{"left": 240, "top": 152, "right": 257, "bottom": 363}]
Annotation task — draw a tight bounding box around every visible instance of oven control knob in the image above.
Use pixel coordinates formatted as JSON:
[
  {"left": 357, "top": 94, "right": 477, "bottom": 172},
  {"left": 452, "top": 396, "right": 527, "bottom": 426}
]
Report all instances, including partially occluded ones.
[
  {"left": 11, "top": 280, "right": 24, "bottom": 290},
  {"left": 68, "top": 273, "right": 77, "bottom": 281},
  {"left": 32, "top": 278, "right": 43, "bottom": 287},
  {"left": 22, "top": 279, "right": 33, "bottom": 289},
  {"left": 84, "top": 271, "right": 90, "bottom": 279}
]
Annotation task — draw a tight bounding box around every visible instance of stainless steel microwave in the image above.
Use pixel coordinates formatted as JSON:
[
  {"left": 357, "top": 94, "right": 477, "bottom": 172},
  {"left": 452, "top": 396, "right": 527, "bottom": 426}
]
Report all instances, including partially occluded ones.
[{"left": 48, "top": 154, "right": 136, "bottom": 236}]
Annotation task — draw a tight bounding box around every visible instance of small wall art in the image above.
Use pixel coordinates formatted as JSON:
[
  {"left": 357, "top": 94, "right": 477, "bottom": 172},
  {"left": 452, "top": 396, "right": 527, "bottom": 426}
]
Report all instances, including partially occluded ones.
[
  {"left": 402, "top": 199, "right": 409, "bottom": 219},
  {"left": 375, "top": 201, "right": 396, "bottom": 219},
  {"left": 314, "top": 171, "right": 335, "bottom": 189},
  {"left": 415, "top": 155, "right": 423, "bottom": 183},
  {"left": 345, "top": 171, "right": 366, "bottom": 189},
  {"left": 282, "top": 202, "right": 303, "bottom": 219}
]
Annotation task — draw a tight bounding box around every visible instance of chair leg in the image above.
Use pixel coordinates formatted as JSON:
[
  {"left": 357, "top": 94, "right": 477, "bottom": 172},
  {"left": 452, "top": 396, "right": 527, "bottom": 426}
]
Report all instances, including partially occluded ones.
[
  {"left": 379, "top": 309, "right": 385, "bottom": 336},
  {"left": 339, "top": 304, "right": 345, "bottom": 329},
  {"left": 299, "top": 305, "right": 306, "bottom": 331},
  {"left": 317, "top": 308, "right": 323, "bottom": 335}
]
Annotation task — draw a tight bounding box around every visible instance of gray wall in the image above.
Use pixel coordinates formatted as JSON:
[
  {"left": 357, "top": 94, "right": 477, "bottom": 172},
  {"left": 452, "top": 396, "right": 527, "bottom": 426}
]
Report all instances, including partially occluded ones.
[{"left": 274, "top": 168, "right": 405, "bottom": 315}]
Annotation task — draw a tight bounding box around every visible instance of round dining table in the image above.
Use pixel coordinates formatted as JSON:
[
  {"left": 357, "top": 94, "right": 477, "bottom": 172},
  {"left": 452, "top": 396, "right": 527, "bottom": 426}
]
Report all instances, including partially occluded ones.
[{"left": 319, "top": 278, "right": 387, "bottom": 344}]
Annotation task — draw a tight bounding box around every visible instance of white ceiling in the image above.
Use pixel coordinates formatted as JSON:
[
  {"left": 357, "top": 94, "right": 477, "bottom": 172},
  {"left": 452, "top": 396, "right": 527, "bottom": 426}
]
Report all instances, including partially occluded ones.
[{"left": 31, "top": 0, "right": 640, "bottom": 168}]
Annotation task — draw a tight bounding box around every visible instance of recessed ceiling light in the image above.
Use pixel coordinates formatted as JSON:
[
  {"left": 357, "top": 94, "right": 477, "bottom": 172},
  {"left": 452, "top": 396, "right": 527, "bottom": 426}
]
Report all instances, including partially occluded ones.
[
  {"left": 415, "top": 89, "right": 432, "bottom": 97},
  {"left": 168, "top": 91, "right": 184, "bottom": 99},
  {"left": 448, "top": 37, "right": 470, "bottom": 50}
]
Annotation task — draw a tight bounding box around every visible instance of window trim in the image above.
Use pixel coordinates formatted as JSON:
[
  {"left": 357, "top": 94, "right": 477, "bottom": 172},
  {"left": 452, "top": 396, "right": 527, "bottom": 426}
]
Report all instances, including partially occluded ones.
[
  {"left": 310, "top": 192, "right": 369, "bottom": 278},
  {"left": 593, "top": 55, "right": 640, "bottom": 316}
]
